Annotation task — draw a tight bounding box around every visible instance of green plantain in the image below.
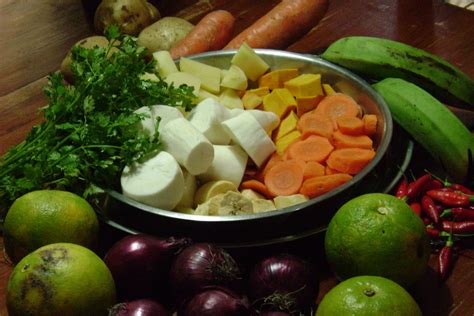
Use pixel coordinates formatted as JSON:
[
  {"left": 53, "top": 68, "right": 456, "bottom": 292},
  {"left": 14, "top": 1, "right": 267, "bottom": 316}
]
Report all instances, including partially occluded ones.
[
  {"left": 373, "top": 78, "right": 474, "bottom": 183},
  {"left": 321, "top": 36, "right": 474, "bottom": 109}
]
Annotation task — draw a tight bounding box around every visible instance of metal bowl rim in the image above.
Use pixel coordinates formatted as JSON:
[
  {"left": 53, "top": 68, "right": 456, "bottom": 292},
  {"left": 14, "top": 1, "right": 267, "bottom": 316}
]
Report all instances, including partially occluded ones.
[{"left": 109, "top": 49, "right": 393, "bottom": 223}]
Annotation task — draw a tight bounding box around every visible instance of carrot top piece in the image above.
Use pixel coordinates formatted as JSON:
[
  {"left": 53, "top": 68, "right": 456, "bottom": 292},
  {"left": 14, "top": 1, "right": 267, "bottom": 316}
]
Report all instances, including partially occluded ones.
[
  {"left": 287, "top": 135, "right": 334, "bottom": 163},
  {"left": 315, "top": 93, "right": 361, "bottom": 121},
  {"left": 326, "top": 148, "right": 376, "bottom": 175},
  {"left": 336, "top": 116, "right": 365, "bottom": 135},
  {"left": 297, "top": 112, "right": 335, "bottom": 139},
  {"left": 264, "top": 159, "right": 305, "bottom": 196},
  {"left": 300, "top": 173, "right": 352, "bottom": 198},
  {"left": 332, "top": 130, "right": 373, "bottom": 149}
]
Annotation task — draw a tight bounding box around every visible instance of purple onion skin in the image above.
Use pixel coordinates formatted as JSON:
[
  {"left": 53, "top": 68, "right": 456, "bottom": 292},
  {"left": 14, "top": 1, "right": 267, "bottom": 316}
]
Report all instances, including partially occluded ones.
[
  {"left": 248, "top": 254, "right": 319, "bottom": 312},
  {"left": 179, "top": 287, "right": 250, "bottom": 316},
  {"left": 109, "top": 299, "right": 170, "bottom": 316},
  {"left": 169, "top": 243, "right": 241, "bottom": 302},
  {"left": 104, "top": 234, "right": 191, "bottom": 300}
]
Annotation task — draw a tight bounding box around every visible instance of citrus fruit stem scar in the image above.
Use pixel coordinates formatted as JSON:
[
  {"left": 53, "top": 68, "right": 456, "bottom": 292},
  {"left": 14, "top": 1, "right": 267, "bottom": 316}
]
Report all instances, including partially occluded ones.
[
  {"left": 377, "top": 206, "right": 389, "bottom": 215},
  {"left": 363, "top": 288, "right": 376, "bottom": 297}
]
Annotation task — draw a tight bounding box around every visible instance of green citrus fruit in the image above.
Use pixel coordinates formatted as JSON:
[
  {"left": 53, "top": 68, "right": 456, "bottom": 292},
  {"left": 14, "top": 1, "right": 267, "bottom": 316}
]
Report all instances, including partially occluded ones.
[
  {"left": 6, "top": 243, "right": 116, "bottom": 316},
  {"left": 3, "top": 190, "right": 99, "bottom": 263},
  {"left": 324, "top": 193, "right": 430, "bottom": 288},
  {"left": 316, "top": 275, "right": 422, "bottom": 315}
]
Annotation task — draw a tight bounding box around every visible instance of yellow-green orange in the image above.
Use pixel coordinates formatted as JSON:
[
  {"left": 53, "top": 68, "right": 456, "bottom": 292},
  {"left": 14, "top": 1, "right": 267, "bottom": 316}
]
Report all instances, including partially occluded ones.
[
  {"left": 324, "top": 193, "right": 430, "bottom": 288},
  {"left": 7, "top": 243, "right": 116, "bottom": 316},
  {"left": 316, "top": 276, "right": 422, "bottom": 316},
  {"left": 3, "top": 190, "right": 99, "bottom": 263}
]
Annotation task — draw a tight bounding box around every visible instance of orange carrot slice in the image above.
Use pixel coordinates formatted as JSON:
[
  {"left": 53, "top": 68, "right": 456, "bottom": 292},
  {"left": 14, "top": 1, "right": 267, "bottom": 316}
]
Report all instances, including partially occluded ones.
[
  {"left": 297, "top": 112, "right": 335, "bottom": 139},
  {"left": 315, "top": 93, "right": 361, "bottom": 121},
  {"left": 325, "top": 165, "right": 340, "bottom": 175},
  {"left": 264, "top": 160, "right": 305, "bottom": 196},
  {"left": 258, "top": 152, "right": 284, "bottom": 181},
  {"left": 335, "top": 116, "right": 365, "bottom": 135},
  {"left": 363, "top": 114, "right": 378, "bottom": 136},
  {"left": 332, "top": 130, "right": 373, "bottom": 149},
  {"left": 287, "top": 135, "right": 334, "bottom": 163},
  {"left": 326, "top": 148, "right": 376, "bottom": 174},
  {"left": 240, "top": 179, "right": 273, "bottom": 198},
  {"left": 300, "top": 174, "right": 353, "bottom": 198},
  {"left": 303, "top": 161, "right": 325, "bottom": 180}
]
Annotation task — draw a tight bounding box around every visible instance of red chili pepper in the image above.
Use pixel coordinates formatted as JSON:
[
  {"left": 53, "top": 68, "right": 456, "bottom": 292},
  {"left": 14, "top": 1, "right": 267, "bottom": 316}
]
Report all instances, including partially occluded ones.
[
  {"left": 419, "top": 179, "right": 443, "bottom": 195},
  {"left": 449, "top": 184, "right": 474, "bottom": 195},
  {"left": 426, "top": 226, "right": 440, "bottom": 237},
  {"left": 421, "top": 195, "right": 440, "bottom": 224},
  {"left": 427, "top": 190, "right": 474, "bottom": 207},
  {"left": 437, "top": 237, "right": 454, "bottom": 281},
  {"left": 395, "top": 179, "right": 408, "bottom": 200},
  {"left": 407, "top": 174, "right": 432, "bottom": 199},
  {"left": 422, "top": 216, "right": 431, "bottom": 225},
  {"left": 409, "top": 202, "right": 422, "bottom": 216},
  {"left": 442, "top": 220, "right": 474, "bottom": 234},
  {"left": 440, "top": 208, "right": 474, "bottom": 221}
]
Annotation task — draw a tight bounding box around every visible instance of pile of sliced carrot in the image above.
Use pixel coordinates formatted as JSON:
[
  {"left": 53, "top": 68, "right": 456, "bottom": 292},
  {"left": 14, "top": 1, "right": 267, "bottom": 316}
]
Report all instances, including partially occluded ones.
[{"left": 238, "top": 72, "right": 378, "bottom": 200}]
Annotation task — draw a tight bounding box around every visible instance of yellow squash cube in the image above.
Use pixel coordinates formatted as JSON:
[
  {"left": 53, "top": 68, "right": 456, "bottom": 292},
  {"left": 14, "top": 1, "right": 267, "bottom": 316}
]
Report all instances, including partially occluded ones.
[
  {"left": 258, "top": 68, "right": 299, "bottom": 90},
  {"left": 262, "top": 88, "right": 297, "bottom": 119},
  {"left": 284, "top": 74, "right": 323, "bottom": 98},
  {"left": 231, "top": 43, "right": 269, "bottom": 81},
  {"left": 275, "top": 130, "right": 301, "bottom": 155},
  {"left": 274, "top": 111, "right": 299, "bottom": 141}
]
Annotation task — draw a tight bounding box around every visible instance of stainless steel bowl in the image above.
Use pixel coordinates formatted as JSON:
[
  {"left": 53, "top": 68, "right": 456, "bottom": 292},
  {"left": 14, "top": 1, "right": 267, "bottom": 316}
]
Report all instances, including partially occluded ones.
[{"left": 96, "top": 49, "right": 404, "bottom": 247}]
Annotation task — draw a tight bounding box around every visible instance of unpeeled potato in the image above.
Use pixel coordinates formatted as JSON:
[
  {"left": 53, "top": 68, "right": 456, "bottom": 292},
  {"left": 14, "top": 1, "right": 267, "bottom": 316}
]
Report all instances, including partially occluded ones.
[
  {"left": 137, "top": 17, "right": 194, "bottom": 53},
  {"left": 94, "top": 0, "right": 160, "bottom": 36},
  {"left": 60, "top": 36, "right": 118, "bottom": 82}
]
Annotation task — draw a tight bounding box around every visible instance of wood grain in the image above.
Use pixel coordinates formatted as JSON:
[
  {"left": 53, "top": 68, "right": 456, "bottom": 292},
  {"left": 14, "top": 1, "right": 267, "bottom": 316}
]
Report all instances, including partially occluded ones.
[{"left": 1, "top": 0, "right": 473, "bottom": 315}]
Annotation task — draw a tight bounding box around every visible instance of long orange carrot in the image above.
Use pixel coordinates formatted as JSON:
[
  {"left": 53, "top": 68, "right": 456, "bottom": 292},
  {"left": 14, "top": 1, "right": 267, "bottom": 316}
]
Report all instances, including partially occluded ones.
[
  {"left": 326, "top": 148, "right": 376, "bottom": 174},
  {"left": 287, "top": 135, "right": 334, "bottom": 163},
  {"left": 264, "top": 160, "right": 304, "bottom": 196},
  {"left": 224, "top": 0, "right": 328, "bottom": 49},
  {"left": 300, "top": 174, "right": 352, "bottom": 198},
  {"left": 170, "top": 10, "right": 235, "bottom": 59}
]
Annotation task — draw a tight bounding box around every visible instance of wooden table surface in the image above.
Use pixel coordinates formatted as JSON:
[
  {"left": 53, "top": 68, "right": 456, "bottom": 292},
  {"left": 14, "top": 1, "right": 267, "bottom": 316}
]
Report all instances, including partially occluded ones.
[{"left": 1, "top": 0, "right": 474, "bottom": 315}]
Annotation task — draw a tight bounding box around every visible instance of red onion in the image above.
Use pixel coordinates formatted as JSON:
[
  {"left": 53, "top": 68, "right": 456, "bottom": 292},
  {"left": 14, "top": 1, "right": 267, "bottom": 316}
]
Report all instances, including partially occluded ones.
[
  {"left": 104, "top": 234, "right": 191, "bottom": 300},
  {"left": 108, "top": 299, "right": 170, "bottom": 316},
  {"left": 248, "top": 254, "right": 319, "bottom": 313},
  {"left": 169, "top": 243, "right": 241, "bottom": 302},
  {"left": 179, "top": 286, "right": 250, "bottom": 316}
]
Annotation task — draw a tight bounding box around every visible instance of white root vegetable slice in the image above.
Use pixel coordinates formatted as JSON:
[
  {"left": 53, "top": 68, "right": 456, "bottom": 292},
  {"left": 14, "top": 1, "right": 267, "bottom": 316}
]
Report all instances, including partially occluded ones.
[
  {"left": 197, "top": 145, "right": 248, "bottom": 187},
  {"left": 134, "top": 106, "right": 156, "bottom": 136},
  {"left": 150, "top": 104, "right": 184, "bottom": 133},
  {"left": 121, "top": 151, "right": 184, "bottom": 210},
  {"left": 247, "top": 109, "right": 280, "bottom": 133},
  {"left": 175, "top": 169, "right": 197, "bottom": 209},
  {"left": 160, "top": 117, "right": 214, "bottom": 175},
  {"left": 222, "top": 111, "right": 276, "bottom": 167},
  {"left": 188, "top": 98, "right": 231, "bottom": 145}
]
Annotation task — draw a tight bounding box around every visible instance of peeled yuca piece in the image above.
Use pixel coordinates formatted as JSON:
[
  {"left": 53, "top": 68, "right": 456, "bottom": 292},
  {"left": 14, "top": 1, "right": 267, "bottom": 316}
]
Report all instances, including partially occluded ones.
[{"left": 121, "top": 151, "right": 184, "bottom": 210}]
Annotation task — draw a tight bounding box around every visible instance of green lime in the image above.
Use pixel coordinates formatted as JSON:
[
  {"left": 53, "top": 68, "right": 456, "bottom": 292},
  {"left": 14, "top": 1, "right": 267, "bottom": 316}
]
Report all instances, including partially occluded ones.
[
  {"left": 324, "top": 193, "right": 430, "bottom": 288},
  {"left": 316, "top": 275, "right": 422, "bottom": 315},
  {"left": 3, "top": 190, "right": 99, "bottom": 263},
  {"left": 7, "top": 243, "right": 116, "bottom": 316}
]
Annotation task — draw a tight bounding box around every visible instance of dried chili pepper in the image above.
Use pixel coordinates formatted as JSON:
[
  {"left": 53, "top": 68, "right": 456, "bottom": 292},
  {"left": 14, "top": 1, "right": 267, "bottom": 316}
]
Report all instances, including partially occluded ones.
[
  {"left": 406, "top": 173, "right": 432, "bottom": 199},
  {"left": 440, "top": 208, "right": 474, "bottom": 221},
  {"left": 442, "top": 220, "right": 474, "bottom": 234},
  {"left": 437, "top": 236, "right": 454, "bottom": 281},
  {"left": 449, "top": 184, "right": 474, "bottom": 195},
  {"left": 426, "top": 190, "right": 474, "bottom": 207},
  {"left": 421, "top": 195, "right": 440, "bottom": 224},
  {"left": 409, "top": 202, "right": 422, "bottom": 216},
  {"left": 395, "top": 179, "right": 408, "bottom": 200}
]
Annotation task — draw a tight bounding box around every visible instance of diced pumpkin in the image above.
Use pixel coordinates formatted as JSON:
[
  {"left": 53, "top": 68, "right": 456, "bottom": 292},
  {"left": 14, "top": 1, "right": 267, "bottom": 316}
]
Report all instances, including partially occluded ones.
[
  {"left": 242, "top": 92, "right": 263, "bottom": 109},
  {"left": 296, "top": 95, "right": 324, "bottom": 117},
  {"left": 284, "top": 74, "right": 323, "bottom": 98},
  {"left": 323, "top": 83, "right": 337, "bottom": 95},
  {"left": 275, "top": 130, "right": 301, "bottom": 155},
  {"left": 274, "top": 111, "right": 299, "bottom": 141},
  {"left": 262, "top": 88, "right": 297, "bottom": 119},
  {"left": 258, "top": 68, "right": 299, "bottom": 90}
]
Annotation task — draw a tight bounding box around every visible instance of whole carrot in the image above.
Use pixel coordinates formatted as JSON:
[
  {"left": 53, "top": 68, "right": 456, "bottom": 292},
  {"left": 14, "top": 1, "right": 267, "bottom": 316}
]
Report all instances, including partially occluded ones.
[
  {"left": 170, "top": 10, "right": 235, "bottom": 59},
  {"left": 224, "top": 0, "right": 328, "bottom": 49}
]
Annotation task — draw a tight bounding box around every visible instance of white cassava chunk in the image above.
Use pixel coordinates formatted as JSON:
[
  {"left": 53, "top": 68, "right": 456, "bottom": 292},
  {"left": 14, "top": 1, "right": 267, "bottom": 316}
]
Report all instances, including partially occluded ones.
[
  {"left": 175, "top": 169, "right": 197, "bottom": 209},
  {"left": 222, "top": 111, "right": 275, "bottom": 167},
  {"left": 197, "top": 145, "right": 248, "bottom": 187},
  {"left": 150, "top": 104, "right": 184, "bottom": 133},
  {"left": 247, "top": 109, "right": 280, "bottom": 133},
  {"left": 133, "top": 106, "right": 156, "bottom": 136},
  {"left": 160, "top": 118, "right": 214, "bottom": 175},
  {"left": 188, "top": 98, "right": 231, "bottom": 145},
  {"left": 121, "top": 151, "right": 184, "bottom": 210}
]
